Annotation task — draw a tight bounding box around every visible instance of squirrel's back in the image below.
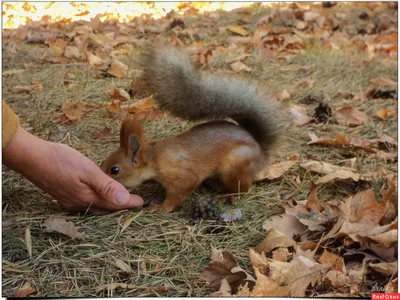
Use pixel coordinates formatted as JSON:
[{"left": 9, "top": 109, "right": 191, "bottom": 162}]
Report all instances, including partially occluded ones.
[{"left": 138, "top": 45, "right": 287, "bottom": 159}]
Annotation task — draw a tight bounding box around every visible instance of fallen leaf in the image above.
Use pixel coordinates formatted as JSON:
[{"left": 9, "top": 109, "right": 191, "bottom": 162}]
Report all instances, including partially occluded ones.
[
  {"left": 43, "top": 216, "right": 86, "bottom": 239},
  {"left": 300, "top": 160, "right": 356, "bottom": 175},
  {"left": 230, "top": 61, "right": 252, "bottom": 72},
  {"left": 201, "top": 248, "right": 253, "bottom": 293},
  {"left": 95, "top": 283, "right": 136, "bottom": 292},
  {"left": 315, "top": 170, "right": 363, "bottom": 184},
  {"left": 105, "top": 100, "right": 121, "bottom": 115},
  {"left": 106, "top": 60, "right": 128, "bottom": 78},
  {"left": 376, "top": 109, "right": 395, "bottom": 120},
  {"left": 370, "top": 230, "right": 398, "bottom": 248},
  {"left": 307, "top": 132, "right": 375, "bottom": 152},
  {"left": 86, "top": 52, "right": 106, "bottom": 68},
  {"left": 208, "top": 278, "right": 232, "bottom": 297},
  {"left": 95, "top": 127, "right": 111, "bottom": 139},
  {"left": 10, "top": 81, "right": 42, "bottom": 94},
  {"left": 255, "top": 228, "right": 297, "bottom": 254},
  {"left": 255, "top": 160, "right": 297, "bottom": 181},
  {"left": 228, "top": 26, "right": 249, "bottom": 36},
  {"left": 369, "top": 76, "right": 397, "bottom": 89},
  {"left": 24, "top": 227, "right": 32, "bottom": 258},
  {"left": 122, "top": 96, "right": 156, "bottom": 113},
  {"left": 306, "top": 184, "right": 320, "bottom": 213},
  {"left": 289, "top": 105, "right": 313, "bottom": 126},
  {"left": 263, "top": 214, "right": 307, "bottom": 239},
  {"left": 268, "top": 256, "right": 331, "bottom": 296},
  {"left": 107, "top": 88, "right": 130, "bottom": 102},
  {"left": 275, "top": 90, "right": 291, "bottom": 100},
  {"left": 14, "top": 282, "right": 36, "bottom": 297},
  {"left": 65, "top": 45, "right": 84, "bottom": 59},
  {"left": 369, "top": 261, "right": 397, "bottom": 276},
  {"left": 318, "top": 249, "right": 345, "bottom": 272},
  {"left": 272, "top": 248, "right": 290, "bottom": 262},
  {"left": 50, "top": 38, "right": 68, "bottom": 57},
  {"left": 334, "top": 106, "right": 368, "bottom": 126},
  {"left": 62, "top": 100, "right": 86, "bottom": 121},
  {"left": 249, "top": 267, "right": 291, "bottom": 296}
]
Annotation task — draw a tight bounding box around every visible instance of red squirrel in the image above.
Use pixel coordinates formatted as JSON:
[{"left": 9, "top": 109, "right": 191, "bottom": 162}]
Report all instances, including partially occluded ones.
[{"left": 101, "top": 45, "right": 287, "bottom": 212}]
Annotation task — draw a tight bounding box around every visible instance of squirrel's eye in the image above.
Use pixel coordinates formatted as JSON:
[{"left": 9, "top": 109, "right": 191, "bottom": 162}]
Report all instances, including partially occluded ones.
[{"left": 110, "top": 167, "right": 120, "bottom": 175}]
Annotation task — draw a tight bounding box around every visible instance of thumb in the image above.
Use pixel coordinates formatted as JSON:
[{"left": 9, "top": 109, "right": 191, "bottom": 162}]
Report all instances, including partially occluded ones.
[{"left": 90, "top": 170, "right": 144, "bottom": 209}]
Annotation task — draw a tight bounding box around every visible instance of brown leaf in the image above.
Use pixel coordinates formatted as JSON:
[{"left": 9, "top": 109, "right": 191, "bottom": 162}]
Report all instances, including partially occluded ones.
[
  {"left": 106, "top": 88, "right": 130, "bottom": 102},
  {"left": 122, "top": 96, "right": 156, "bottom": 113},
  {"left": 230, "top": 61, "right": 252, "bottom": 72},
  {"left": 107, "top": 60, "right": 128, "bottom": 78},
  {"left": 289, "top": 105, "right": 313, "bottom": 126},
  {"left": 50, "top": 38, "right": 68, "bottom": 57},
  {"left": 62, "top": 100, "right": 86, "bottom": 121},
  {"left": 201, "top": 248, "right": 253, "bottom": 293},
  {"left": 105, "top": 100, "right": 121, "bottom": 115},
  {"left": 272, "top": 248, "right": 290, "bottom": 262},
  {"left": 376, "top": 108, "right": 395, "bottom": 120},
  {"left": 300, "top": 160, "right": 357, "bottom": 175},
  {"left": 334, "top": 106, "right": 368, "bottom": 126},
  {"left": 370, "top": 230, "right": 398, "bottom": 248},
  {"left": 250, "top": 268, "right": 291, "bottom": 296},
  {"left": 315, "top": 170, "right": 363, "bottom": 184},
  {"left": 255, "top": 228, "right": 297, "bottom": 254},
  {"left": 228, "top": 26, "right": 249, "bottom": 36},
  {"left": 85, "top": 52, "right": 106, "bottom": 68},
  {"left": 14, "top": 282, "right": 36, "bottom": 297},
  {"left": 95, "top": 127, "right": 111, "bottom": 139},
  {"left": 268, "top": 256, "right": 331, "bottom": 296},
  {"left": 65, "top": 45, "right": 84, "bottom": 59},
  {"left": 255, "top": 160, "right": 297, "bottom": 181},
  {"left": 10, "top": 81, "right": 42, "bottom": 94},
  {"left": 43, "top": 216, "right": 86, "bottom": 239},
  {"left": 263, "top": 214, "right": 307, "bottom": 239},
  {"left": 307, "top": 132, "right": 375, "bottom": 152},
  {"left": 95, "top": 283, "right": 136, "bottom": 292},
  {"left": 306, "top": 184, "right": 320, "bottom": 213},
  {"left": 369, "top": 76, "right": 397, "bottom": 89},
  {"left": 347, "top": 189, "right": 386, "bottom": 225},
  {"left": 369, "top": 261, "right": 397, "bottom": 276},
  {"left": 318, "top": 249, "right": 345, "bottom": 272}
]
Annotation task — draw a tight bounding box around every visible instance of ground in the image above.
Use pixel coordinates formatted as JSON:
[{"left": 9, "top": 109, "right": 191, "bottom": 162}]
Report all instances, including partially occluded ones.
[{"left": 2, "top": 2, "right": 397, "bottom": 297}]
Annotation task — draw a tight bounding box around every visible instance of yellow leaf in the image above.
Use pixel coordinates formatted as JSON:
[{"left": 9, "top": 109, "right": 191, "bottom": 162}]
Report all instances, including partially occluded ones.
[
  {"left": 106, "top": 60, "right": 128, "bottom": 78},
  {"left": 228, "top": 26, "right": 249, "bottom": 36}
]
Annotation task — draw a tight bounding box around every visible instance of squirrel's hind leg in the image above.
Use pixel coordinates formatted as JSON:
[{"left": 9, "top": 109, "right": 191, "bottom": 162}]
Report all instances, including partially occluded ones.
[{"left": 219, "top": 146, "right": 262, "bottom": 202}]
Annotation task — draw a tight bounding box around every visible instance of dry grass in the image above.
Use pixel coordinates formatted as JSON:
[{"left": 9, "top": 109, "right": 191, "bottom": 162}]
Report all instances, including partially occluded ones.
[{"left": 2, "top": 4, "right": 397, "bottom": 297}]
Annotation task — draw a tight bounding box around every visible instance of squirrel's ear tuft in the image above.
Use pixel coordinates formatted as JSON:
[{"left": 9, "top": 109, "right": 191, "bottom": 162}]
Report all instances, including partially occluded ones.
[{"left": 120, "top": 116, "right": 145, "bottom": 162}]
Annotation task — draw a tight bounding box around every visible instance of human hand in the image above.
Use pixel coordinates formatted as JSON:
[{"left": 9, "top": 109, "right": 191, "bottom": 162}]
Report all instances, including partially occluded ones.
[{"left": 3, "top": 126, "right": 143, "bottom": 213}]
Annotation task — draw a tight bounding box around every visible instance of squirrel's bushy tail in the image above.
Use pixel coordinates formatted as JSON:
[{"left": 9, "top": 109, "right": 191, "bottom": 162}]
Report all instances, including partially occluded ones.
[{"left": 139, "top": 45, "right": 287, "bottom": 157}]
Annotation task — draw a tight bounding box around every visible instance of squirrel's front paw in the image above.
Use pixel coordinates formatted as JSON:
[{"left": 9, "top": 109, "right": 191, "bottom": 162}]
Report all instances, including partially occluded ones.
[{"left": 144, "top": 203, "right": 174, "bottom": 213}]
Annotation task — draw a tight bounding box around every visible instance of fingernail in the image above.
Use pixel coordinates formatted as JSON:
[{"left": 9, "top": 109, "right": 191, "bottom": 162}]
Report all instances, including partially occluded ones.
[{"left": 115, "top": 191, "right": 126, "bottom": 205}]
